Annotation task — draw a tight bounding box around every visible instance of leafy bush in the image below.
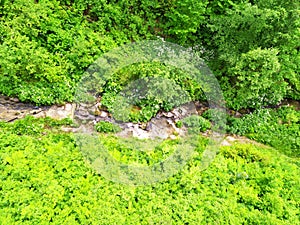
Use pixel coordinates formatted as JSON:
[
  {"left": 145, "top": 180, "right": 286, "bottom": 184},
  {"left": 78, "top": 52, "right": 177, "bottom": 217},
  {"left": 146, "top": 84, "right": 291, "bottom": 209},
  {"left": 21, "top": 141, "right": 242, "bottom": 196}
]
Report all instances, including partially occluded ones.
[
  {"left": 10, "top": 116, "right": 45, "bottom": 136},
  {"left": 227, "top": 106, "right": 300, "bottom": 157},
  {"left": 162, "top": 0, "right": 209, "bottom": 45},
  {"left": 88, "top": 134, "right": 188, "bottom": 166},
  {"left": 100, "top": 62, "right": 205, "bottom": 122},
  {"left": 225, "top": 48, "right": 286, "bottom": 109},
  {"left": 175, "top": 120, "right": 183, "bottom": 128},
  {"left": 0, "top": 0, "right": 138, "bottom": 105},
  {"left": 0, "top": 115, "right": 74, "bottom": 136},
  {"left": 182, "top": 115, "right": 211, "bottom": 133},
  {"left": 199, "top": 1, "right": 299, "bottom": 108},
  {"left": 95, "top": 121, "right": 121, "bottom": 133},
  {"left": 1, "top": 0, "right": 299, "bottom": 110},
  {"left": 0, "top": 120, "right": 299, "bottom": 224}
]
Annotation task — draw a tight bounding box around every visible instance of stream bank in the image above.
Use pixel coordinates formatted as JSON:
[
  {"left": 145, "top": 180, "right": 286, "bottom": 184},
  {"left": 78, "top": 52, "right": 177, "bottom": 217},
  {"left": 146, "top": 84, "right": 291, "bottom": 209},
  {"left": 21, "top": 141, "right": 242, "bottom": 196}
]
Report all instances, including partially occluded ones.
[{"left": 1, "top": 94, "right": 299, "bottom": 145}]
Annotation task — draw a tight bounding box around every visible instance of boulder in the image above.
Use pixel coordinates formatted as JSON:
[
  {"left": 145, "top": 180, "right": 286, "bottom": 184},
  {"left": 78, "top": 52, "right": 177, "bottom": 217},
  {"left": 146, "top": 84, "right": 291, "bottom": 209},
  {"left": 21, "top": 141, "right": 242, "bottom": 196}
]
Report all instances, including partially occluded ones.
[{"left": 44, "top": 103, "right": 76, "bottom": 120}]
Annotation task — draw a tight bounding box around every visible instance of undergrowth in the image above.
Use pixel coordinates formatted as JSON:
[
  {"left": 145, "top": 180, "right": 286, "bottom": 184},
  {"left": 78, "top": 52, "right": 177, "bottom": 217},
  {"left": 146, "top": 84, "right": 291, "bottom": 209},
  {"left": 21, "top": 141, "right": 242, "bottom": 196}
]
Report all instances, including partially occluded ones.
[{"left": 0, "top": 117, "right": 299, "bottom": 224}]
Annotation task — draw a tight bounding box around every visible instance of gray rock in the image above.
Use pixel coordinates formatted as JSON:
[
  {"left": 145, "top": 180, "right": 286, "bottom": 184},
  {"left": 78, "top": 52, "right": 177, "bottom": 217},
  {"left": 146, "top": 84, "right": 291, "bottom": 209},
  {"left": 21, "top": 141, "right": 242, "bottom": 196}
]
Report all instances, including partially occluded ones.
[
  {"left": 171, "top": 102, "right": 198, "bottom": 119},
  {"left": 0, "top": 95, "right": 77, "bottom": 121},
  {"left": 45, "top": 103, "right": 76, "bottom": 120}
]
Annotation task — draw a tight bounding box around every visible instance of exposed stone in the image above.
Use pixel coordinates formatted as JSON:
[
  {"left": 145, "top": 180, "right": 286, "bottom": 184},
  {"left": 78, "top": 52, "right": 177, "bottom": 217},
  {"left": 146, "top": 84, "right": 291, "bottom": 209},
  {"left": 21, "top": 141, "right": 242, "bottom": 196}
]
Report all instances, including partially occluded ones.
[
  {"left": 169, "top": 134, "right": 177, "bottom": 140},
  {"left": 162, "top": 112, "right": 174, "bottom": 118},
  {"left": 0, "top": 95, "right": 217, "bottom": 141},
  {"left": 280, "top": 99, "right": 300, "bottom": 110},
  {"left": 45, "top": 103, "right": 76, "bottom": 120},
  {"left": 138, "top": 122, "right": 148, "bottom": 130},
  {"left": 0, "top": 95, "right": 76, "bottom": 121},
  {"left": 99, "top": 111, "right": 109, "bottom": 118},
  {"left": 29, "top": 109, "right": 43, "bottom": 115},
  {"left": 60, "top": 126, "right": 75, "bottom": 133},
  {"left": 11, "top": 98, "right": 20, "bottom": 103},
  {"left": 221, "top": 140, "right": 231, "bottom": 146},
  {"left": 33, "top": 111, "right": 46, "bottom": 119},
  {"left": 0, "top": 106, "right": 21, "bottom": 122},
  {"left": 171, "top": 102, "right": 198, "bottom": 119},
  {"left": 234, "top": 111, "right": 242, "bottom": 117}
]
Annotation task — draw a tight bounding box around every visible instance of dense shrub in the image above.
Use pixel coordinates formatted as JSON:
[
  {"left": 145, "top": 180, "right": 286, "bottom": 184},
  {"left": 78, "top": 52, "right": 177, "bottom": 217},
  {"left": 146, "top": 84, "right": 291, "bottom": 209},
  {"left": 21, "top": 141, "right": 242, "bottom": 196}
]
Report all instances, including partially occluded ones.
[
  {"left": 0, "top": 0, "right": 299, "bottom": 109},
  {"left": 100, "top": 62, "right": 205, "bottom": 122},
  {"left": 0, "top": 0, "right": 138, "bottom": 105},
  {"left": 163, "top": 0, "right": 299, "bottom": 109},
  {"left": 0, "top": 115, "right": 74, "bottom": 135},
  {"left": 95, "top": 121, "right": 121, "bottom": 133},
  {"left": 181, "top": 115, "right": 211, "bottom": 133},
  {"left": 0, "top": 118, "right": 299, "bottom": 224},
  {"left": 224, "top": 48, "right": 286, "bottom": 109},
  {"left": 227, "top": 106, "right": 300, "bottom": 157},
  {"left": 205, "top": 1, "right": 300, "bottom": 108},
  {"left": 1, "top": 1, "right": 299, "bottom": 223}
]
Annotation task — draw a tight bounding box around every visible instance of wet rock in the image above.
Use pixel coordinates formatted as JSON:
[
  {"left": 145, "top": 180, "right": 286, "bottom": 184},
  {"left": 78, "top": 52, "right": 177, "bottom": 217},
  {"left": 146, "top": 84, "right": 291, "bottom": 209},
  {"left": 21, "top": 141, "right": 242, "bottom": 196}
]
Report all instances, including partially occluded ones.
[
  {"left": 169, "top": 134, "right": 177, "bottom": 140},
  {"left": 221, "top": 136, "right": 237, "bottom": 146},
  {"left": 61, "top": 126, "right": 75, "bottom": 133},
  {"left": 116, "top": 117, "right": 179, "bottom": 140},
  {"left": 162, "top": 112, "right": 174, "bottom": 118},
  {"left": 171, "top": 102, "right": 198, "bottom": 119},
  {"left": 226, "top": 136, "right": 236, "bottom": 142},
  {"left": 194, "top": 101, "right": 209, "bottom": 114},
  {"left": 0, "top": 95, "right": 211, "bottom": 141},
  {"left": 138, "top": 122, "right": 148, "bottom": 130},
  {"left": 221, "top": 140, "right": 231, "bottom": 146},
  {"left": 98, "top": 111, "right": 109, "bottom": 118},
  {"left": 280, "top": 99, "right": 300, "bottom": 110},
  {"left": 149, "top": 118, "right": 172, "bottom": 139},
  {"left": 45, "top": 103, "right": 76, "bottom": 120},
  {"left": 74, "top": 112, "right": 95, "bottom": 121},
  {"left": 0, "top": 95, "right": 76, "bottom": 121},
  {"left": 235, "top": 111, "right": 242, "bottom": 117},
  {"left": 29, "top": 108, "right": 43, "bottom": 115},
  {"left": 0, "top": 106, "right": 20, "bottom": 122},
  {"left": 33, "top": 111, "right": 46, "bottom": 119},
  {"left": 11, "top": 98, "right": 20, "bottom": 103}
]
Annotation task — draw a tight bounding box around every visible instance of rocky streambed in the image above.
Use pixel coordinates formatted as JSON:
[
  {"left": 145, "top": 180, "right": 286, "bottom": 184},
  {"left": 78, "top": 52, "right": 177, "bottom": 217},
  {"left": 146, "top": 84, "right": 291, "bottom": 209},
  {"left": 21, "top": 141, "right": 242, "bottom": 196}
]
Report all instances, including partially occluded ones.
[
  {"left": 0, "top": 94, "right": 207, "bottom": 139},
  {"left": 74, "top": 100, "right": 208, "bottom": 139},
  {"left": 1, "top": 94, "right": 299, "bottom": 144},
  {"left": 0, "top": 95, "right": 76, "bottom": 122}
]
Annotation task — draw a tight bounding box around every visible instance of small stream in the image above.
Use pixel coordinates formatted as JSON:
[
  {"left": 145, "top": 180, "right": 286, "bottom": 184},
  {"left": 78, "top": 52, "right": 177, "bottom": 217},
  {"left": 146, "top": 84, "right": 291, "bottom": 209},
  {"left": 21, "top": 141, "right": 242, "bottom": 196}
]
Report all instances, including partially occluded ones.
[{"left": 1, "top": 94, "right": 299, "bottom": 141}]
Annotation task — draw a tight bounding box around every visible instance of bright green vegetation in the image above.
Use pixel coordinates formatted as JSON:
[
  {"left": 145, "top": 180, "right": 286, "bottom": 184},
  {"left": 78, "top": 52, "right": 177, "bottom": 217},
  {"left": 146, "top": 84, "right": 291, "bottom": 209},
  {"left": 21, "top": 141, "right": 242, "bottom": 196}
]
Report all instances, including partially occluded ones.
[
  {"left": 0, "top": 0, "right": 299, "bottom": 224},
  {"left": 95, "top": 121, "right": 121, "bottom": 133},
  {"left": 199, "top": 106, "right": 300, "bottom": 158},
  {"left": 85, "top": 134, "right": 200, "bottom": 167},
  {"left": 0, "top": 0, "right": 299, "bottom": 109},
  {"left": 181, "top": 115, "right": 211, "bottom": 133},
  {"left": 0, "top": 117, "right": 299, "bottom": 224},
  {"left": 227, "top": 106, "right": 300, "bottom": 158},
  {"left": 100, "top": 62, "right": 202, "bottom": 122}
]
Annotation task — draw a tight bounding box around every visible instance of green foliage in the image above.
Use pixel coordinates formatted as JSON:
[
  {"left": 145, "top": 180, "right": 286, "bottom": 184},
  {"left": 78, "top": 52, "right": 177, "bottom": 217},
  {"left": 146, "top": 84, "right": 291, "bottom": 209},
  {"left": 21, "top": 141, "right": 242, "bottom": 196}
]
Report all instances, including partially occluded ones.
[
  {"left": 175, "top": 120, "right": 183, "bottom": 128},
  {"left": 0, "top": 1, "right": 299, "bottom": 223},
  {"left": 225, "top": 48, "right": 286, "bottom": 109},
  {"left": 101, "top": 62, "right": 204, "bottom": 122},
  {"left": 1, "top": 0, "right": 299, "bottom": 109},
  {"left": 200, "top": 1, "right": 300, "bottom": 108},
  {"left": 0, "top": 120, "right": 299, "bottom": 224},
  {"left": 95, "top": 121, "right": 121, "bottom": 133},
  {"left": 161, "top": 0, "right": 299, "bottom": 107},
  {"left": 163, "top": 0, "right": 209, "bottom": 45},
  {"left": 227, "top": 106, "right": 300, "bottom": 157},
  {"left": 10, "top": 116, "right": 45, "bottom": 136},
  {"left": 182, "top": 115, "right": 211, "bottom": 133},
  {"left": 0, "top": 115, "right": 74, "bottom": 136},
  {"left": 92, "top": 134, "right": 190, "bottom": 166},
  {"left": 0, "top": 0, "right": 140, "bottom": 105}
]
